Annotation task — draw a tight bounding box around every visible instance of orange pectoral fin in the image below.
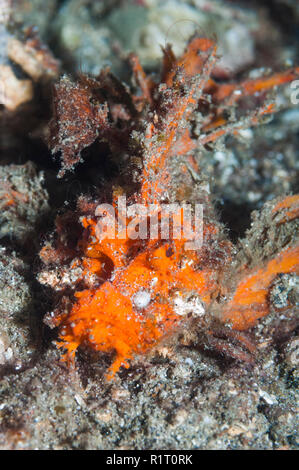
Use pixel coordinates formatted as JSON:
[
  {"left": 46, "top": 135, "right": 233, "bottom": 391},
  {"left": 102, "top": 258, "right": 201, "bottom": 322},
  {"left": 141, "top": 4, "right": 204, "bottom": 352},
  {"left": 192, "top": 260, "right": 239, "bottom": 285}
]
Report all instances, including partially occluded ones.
[{"left": 221, "top": 244, "right": 299, "bottom": 330}]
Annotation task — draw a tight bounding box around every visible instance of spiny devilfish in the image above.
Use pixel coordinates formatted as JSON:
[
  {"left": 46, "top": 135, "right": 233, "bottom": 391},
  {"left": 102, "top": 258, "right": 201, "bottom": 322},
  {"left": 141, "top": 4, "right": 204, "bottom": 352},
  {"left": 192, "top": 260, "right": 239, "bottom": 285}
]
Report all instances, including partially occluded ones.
[{"left": 39, "top": 37, "right": 299, "bottom": 379}]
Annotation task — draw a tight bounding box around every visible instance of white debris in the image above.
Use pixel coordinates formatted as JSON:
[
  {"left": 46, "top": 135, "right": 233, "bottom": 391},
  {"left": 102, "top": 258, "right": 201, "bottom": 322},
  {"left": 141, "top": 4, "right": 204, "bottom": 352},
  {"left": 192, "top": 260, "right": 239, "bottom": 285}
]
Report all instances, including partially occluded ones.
[
  {"left": 0, "top": 332, "right": 13, "bottom": 364},
  {"left": 185, "top": 358, "right": 194, "bottom": 366},
  {"left": 238, "top": 129, "right": 253, "bottom": 140},
  {"left": 133, "top": 290, "right": 151, "bottom": 309},
  {"left": 74, "top": 393, "right": 86, "bottom": 408},
  {"left": 173, "top": 293, "right": 205, "bottom": 317},
  {"left": 259, "top": 389, "right": 278, "bottom": 405}
]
